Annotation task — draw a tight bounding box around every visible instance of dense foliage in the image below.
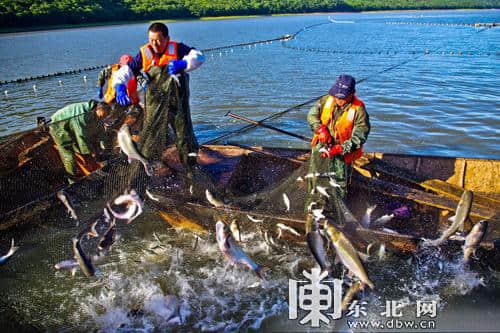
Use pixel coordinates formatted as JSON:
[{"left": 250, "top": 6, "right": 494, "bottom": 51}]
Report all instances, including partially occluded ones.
[{"left": 0, "top": 0, "right": 498, "bottom": 28}]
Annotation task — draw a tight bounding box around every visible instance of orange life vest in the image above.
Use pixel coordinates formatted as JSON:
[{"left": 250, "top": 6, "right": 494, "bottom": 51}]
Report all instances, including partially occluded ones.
[
  {"left": 312, "top": 95, "right": 364, "bottom": 164},
  {"left": 104, "top": 64, "right": 139, "bottom": 105},
  {"left": 140, "top": 41, "right": 178, "bottom": 72}
]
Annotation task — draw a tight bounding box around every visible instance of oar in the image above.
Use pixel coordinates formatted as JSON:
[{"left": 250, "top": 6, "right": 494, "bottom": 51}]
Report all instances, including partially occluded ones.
[{"left": 226, "top": 111, "right": 311, "bottom": 142}]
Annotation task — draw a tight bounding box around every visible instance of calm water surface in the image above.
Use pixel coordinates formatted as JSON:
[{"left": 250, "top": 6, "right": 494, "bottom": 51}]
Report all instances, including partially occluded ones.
[{"left": 0, "top": 9, "right": 499, "bottom": 333}]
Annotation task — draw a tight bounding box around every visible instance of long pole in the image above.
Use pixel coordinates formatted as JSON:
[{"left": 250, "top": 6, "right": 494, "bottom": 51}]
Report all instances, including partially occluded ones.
[{"left": 225, "top": 111, "right": 311, "bottom": 143}]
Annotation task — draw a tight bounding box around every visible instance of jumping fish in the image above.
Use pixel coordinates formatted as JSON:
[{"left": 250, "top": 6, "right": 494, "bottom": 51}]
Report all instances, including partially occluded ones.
[
  {"left": 54, "top": 259, "right": 80, "bottom": 276},
  {"left": 215, "top": 221, "right": 265, "bottom": 279},
  {"left": 371, "top": 213, "right": 394, "bottom": 228},
  {"left": 283, "top": 193, "right": 290, "bottom": 212},
  {"left": 276, "top": 223, "right": 301, "bottom": 237},
  {"left": 72, "top": 237, "right": 95, "bottom": 277},
  {"left": 432, "top": 190, "right": 473, "bottom": 246},
  {"left": 0, "top": 239, "right": 19, "bottom": 266},
  {"left": 306, "top": 229, "right": 331, "bottom": 274},
  {"left": 328, "top": 178, "right": 341, "bottom": 188},
  {"left": 341, "top": 281, "right": 363, "bottom": 312},
  {"left": 247, "top": 215, "right": 263, "bottom": 223},
  {"left": 57, "top": 190, "right": 78, "bottom": 221},
  {"left": 316, "top": 186, "right": 330, "bottom": 198},
  {"left": 325, "top": 223, "right": 375, "bottom": 289},
  {"left": 230, "top": 219, "right": 241, "bottom": 242},
  {"left": 108, "top": 190, "right": 143, "bottom": 223},
  {"left": 158, "top": 210, "right": 208, "bottom": 235},
  {"left": 463, "top": 220, "right": 488, "bottom": 265},
  {"left": 206, "top": 189, "right": 224, "bottom": 208},
  {"left": 361, "top": 205, "right": 377, "bottom": 229},
  {"left": 117, "top": 124, "right": 152, "bottom": 176}
]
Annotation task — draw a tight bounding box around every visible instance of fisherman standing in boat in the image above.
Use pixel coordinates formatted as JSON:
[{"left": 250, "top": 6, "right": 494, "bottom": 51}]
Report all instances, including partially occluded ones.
[
  {"left": 305, "top": 74, "right": 370, "bottom": 232},
  {"left": 111, "top": 22, "right": 204, "bottom": 180},
  {"left": 49, "top": 100, "right": 111, "bottom": 184}
]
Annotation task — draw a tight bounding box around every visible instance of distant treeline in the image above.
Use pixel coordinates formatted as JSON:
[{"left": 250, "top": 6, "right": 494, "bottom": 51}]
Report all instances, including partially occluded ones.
[{"left": 1, "top": 0, "right": 499, "bottom": 28}]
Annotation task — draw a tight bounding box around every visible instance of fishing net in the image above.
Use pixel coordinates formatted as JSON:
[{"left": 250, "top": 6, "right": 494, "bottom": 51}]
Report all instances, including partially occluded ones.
[{"left": 0, "top": 69, "right": 398, "bottom": 331}]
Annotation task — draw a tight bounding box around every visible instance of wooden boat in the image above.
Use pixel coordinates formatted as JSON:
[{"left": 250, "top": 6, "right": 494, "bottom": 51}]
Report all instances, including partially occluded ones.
[{"left": 1, "top": 126, "right": 499, "bottom": 262}]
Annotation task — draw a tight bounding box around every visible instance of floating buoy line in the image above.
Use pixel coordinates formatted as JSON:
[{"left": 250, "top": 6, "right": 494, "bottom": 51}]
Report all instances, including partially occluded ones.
[{"left": 1, "top": 18, "right": 495, "bottom": 140}]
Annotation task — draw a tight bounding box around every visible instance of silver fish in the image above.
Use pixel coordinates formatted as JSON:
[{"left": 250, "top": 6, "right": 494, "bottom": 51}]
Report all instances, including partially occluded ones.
[
  {"left": 117, "top": 124, "right": 152, "bottom": 176},
  {"left": 230, "top": 219, "right": 241, "bottom": 242},
  {"left": 108, "top": 190, "right": 143, "bottom": 223},
  {"left": 247, "top": 215, "right": 263, "bottom": 223},
  {"left": 325, "top": 223, "right": 375, "bottom": 289},
  {"left": 328, "top": 178, "right": 341, "bottom": 188},
  {"left": 145, "top": 189, "right": 161, "bottom": 202},
  {"left": 463, "top": 220, "right": 488, "bottom": 265},
  {"left": 54, "top": 259, "right": 80, "bottom": 276},
  {"left": 0, "top": 239, "right": 19, "bottom": 265},
  {"left": 283, "top": 193, "right": 290, "bottom": 212},
  {"left": 361, "top": 205, "right": 377, "bottom": 229},
  {"left": 57, "top": 190, "right": 78, "bottom": 221},
  {"left": 432, "top": 190, "right": 473, "bottom": 246},
  {"left": 72, "top": 237, "right": 95, "bottom": 277},
  {"left": 306, "top": 229, "right": 331, "bottom": 274},
  {"left": 341, "top": 281, "right": 363, "bottom": 312},
  {"left": 372, "top": 213, "right": 394, "bottom": 228},
  {"left": 206, "top": 189, "right": 224, "bottom": 208},
  {"left": 316, "top": 186, "right": 330, "bottom": 198},
  {"left": 215, "top": 221, "right": 265, "bottom": 278},
  {"left": 276, "top": 223, "right": 301, "bottom": 237}
]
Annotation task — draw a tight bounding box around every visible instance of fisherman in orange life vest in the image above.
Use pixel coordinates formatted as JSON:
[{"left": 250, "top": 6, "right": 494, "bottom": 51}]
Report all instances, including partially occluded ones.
[
  {"left": 111, "top": 22, "right": 204, "bottom": 107},
  {"left": 305, "top": 74, "right": 370, "bottom": 230},
  {"left": 110, "top": 22, "right": 204, "bottom": 180}
]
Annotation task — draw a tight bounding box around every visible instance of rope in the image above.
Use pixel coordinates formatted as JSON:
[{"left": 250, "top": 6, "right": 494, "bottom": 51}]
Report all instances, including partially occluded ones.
[
  {"left": 0, "top": 35, "right": 292, "bottom": 86},
  {"left": 385, "top": 21, "right": 499, "bottom": 28},
  {"left": 281, "top": 44, "right": 499, "bottom": 57}
]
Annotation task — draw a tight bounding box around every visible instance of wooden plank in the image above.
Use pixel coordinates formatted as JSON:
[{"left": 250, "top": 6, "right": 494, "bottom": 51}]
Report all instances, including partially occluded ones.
[
  {"left": 355, "top": 156, "right": 500, "bottom": 210},
  {"left": 353, "top": 173, "right": 496, "bottom": 220}
]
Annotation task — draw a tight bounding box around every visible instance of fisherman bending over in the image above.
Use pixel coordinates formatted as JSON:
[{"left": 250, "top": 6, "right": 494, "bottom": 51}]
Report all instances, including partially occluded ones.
[
  {"left": 305, "top": 75, "right": 370, "bottom": 232},
  {"left": 111, "top": 22, "right": 204, "bottom": 178},
  {"left": 49, "top": 100, "right": 111, "bottom": 183}
]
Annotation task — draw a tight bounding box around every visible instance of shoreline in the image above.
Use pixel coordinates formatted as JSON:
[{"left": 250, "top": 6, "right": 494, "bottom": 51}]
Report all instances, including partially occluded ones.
[{"left": 0, "top": 8, "right": 497, "bottom": 35}]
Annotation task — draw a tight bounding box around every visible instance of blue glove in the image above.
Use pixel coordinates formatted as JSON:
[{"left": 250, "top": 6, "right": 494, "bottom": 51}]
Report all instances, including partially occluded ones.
[
  {"left": 115, "top": 84, "right": 130, "bottom": 106},
  {"left": 97, "top": 86, "right": 103, "bottom": 99},
  {"left": 168, "top": 60, "right": 187, "bottom": 75}
]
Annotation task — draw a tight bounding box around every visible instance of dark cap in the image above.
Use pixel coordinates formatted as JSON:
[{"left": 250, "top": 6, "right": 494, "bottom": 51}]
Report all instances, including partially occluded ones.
[{"left": 328, "top": 74, "right": 356, "bottom": 99}]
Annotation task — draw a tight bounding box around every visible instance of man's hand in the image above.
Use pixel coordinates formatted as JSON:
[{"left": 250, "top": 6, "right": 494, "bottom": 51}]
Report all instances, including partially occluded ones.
[
  {"left": 168, "top": 60, "right": 187, "bottom": 75},
  {"left": 320, "top": 144, "right": 342, "bottom": 158},
  {"left": 115, "top": 84, "right": 131, "bottom": 106},
  {"left": 315, "top": 125, "right": 332, "bottom": 145}
]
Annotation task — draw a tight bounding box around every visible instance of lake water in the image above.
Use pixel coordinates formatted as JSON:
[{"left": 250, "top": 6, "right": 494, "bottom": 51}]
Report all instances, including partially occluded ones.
[
  {"left": 0, "top": 9, "right": 499, "bottom": 333},
  {"left": 0, "top": 9, "right": 499, "bottom": 158}
]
